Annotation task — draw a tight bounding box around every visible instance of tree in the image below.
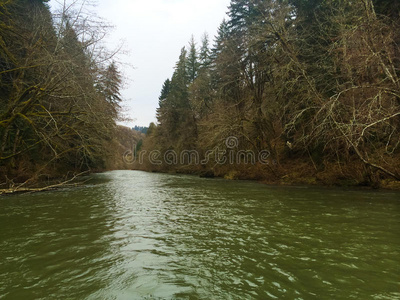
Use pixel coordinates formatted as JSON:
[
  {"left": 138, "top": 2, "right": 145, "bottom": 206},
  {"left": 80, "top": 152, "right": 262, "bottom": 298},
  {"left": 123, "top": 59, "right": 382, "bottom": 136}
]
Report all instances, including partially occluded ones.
[
  {"left": 0, "top": 0, "right": 125, "bottom": 188},
  {"left": 144, "top": 0, "right": 400, "bottom": 185},
  {"left": 156, "top": 46, "right": 198, "bottom": 154},
  {"left": 199, "top": 33, "right": 211, "bottom": 71},
  {"left": 210, "top": 19, "right": 229, "bottom": 62},
  {"left": 186, "top": 36, "right": 199, "bottom": 83},
  {"left": 97, "top": 61, "right": 123, "bottom": 119},
  {"left": 158, "top": 78, "right": 171, "bottom": 107}
]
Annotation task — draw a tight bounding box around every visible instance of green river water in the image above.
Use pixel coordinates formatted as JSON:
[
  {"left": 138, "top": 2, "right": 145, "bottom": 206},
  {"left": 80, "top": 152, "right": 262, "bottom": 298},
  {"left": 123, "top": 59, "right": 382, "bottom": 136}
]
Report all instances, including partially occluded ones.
[{"left": 0, "top": 170, "right": 399, "bottom": 299}]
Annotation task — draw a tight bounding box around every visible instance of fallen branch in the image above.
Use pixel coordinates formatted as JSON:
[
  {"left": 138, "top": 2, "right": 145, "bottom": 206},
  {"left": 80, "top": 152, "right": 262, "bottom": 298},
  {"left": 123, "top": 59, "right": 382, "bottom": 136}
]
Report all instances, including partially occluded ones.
[{"left": 0, "top": 171, "right": 90, "bottom": 195}]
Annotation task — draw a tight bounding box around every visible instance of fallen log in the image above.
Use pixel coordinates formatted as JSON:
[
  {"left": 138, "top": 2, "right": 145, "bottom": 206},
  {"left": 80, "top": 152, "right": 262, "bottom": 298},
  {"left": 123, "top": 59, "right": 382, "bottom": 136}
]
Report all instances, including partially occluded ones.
[{"left": 0, "top": 171, "right": 90, "bottom": 195}]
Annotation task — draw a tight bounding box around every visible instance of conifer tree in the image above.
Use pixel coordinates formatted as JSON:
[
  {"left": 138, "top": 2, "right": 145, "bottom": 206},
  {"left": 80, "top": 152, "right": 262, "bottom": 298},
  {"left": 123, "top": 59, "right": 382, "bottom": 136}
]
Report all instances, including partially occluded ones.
[
  {"left": 158, "top": 79, "right": 171, "bottom": 107},
  {"left": 211, "top": 19, "right": 229, "bottom": 62},
  {"left": 199, "top": 33, "right": 211, "bottom": 71},
  {"left": 186, "top": 36, "right": 199, "bottom": 83}
]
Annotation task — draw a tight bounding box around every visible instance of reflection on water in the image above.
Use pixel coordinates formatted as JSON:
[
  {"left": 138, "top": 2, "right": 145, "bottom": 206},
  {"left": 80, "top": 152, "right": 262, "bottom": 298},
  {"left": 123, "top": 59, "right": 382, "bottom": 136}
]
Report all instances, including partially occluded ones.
[{"left": 0, "top": 170, "right": 399, "bottom": 299}]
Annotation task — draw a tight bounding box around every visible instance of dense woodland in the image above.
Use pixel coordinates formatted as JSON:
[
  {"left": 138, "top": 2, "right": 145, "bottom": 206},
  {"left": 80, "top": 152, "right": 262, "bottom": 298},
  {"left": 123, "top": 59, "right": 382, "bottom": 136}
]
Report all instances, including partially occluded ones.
[
  {"left": 0, "top": 0, "right": 137, "bottom": 190},
  {"left": 1, "top": 0, "right": 399, "bottom": 190},
  {"left": 140, "top": 0, "right": 400, "bottom": 188}
]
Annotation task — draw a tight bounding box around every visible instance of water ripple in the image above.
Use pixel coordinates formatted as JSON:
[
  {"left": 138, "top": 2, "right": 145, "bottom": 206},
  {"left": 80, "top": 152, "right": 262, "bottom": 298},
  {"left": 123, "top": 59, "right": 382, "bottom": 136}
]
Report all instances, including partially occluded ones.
[{"left": 0, "top": 170, "right": 399, "bottom": 299}]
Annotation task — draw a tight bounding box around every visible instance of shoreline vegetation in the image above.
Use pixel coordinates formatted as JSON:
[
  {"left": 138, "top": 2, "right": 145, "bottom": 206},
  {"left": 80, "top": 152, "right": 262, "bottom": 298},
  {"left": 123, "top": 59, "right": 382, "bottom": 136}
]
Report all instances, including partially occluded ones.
[
  {"left": 0, "top": 0, "right": 142, "bottom": 193},
  {"left": 135, "top": 0, "right": 400, "bottom": 189},
  {"left": 2, "top": 163, "right": 400, "bottom": 195},
  {"left": 2, "top": 0, "right": 400, "bottom": 193},
  {"left": 135, "top": 0, "right": 400, "bottom": 188},
  {"left": 0, "top": 124, "right": 142, "bottom": 194},
  {"left": 133, "top": 163, "right": 400, "bottom": 191},
  {"left": 0, "top": 171, "right": 90, "bottom": 195}
]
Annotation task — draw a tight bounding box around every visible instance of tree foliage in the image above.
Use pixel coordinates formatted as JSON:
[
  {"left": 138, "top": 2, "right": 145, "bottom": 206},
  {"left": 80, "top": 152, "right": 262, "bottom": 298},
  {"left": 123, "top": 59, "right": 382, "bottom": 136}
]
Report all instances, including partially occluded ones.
[
  {"left": 0, "top": 0, "right": 125, "bottom": 185},
  {"left": 145, "top": 0, "right": 400, "bottom": 185}
]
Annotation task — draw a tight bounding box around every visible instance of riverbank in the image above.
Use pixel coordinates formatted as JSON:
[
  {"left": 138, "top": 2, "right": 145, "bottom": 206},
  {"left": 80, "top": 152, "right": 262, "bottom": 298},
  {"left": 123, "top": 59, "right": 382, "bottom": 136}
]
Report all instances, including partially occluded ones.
[
  {"left": 0, "top": 171, "right": 92, "bottom": 195},
  {"left": 0, "top": 126, "right": 142, "bottom": 195},
  {"left": 134, "top": 158, "right": 400, "bottom": 190},
  {"left": 2, "top": 160, "right": 399, "bottom": 195}
]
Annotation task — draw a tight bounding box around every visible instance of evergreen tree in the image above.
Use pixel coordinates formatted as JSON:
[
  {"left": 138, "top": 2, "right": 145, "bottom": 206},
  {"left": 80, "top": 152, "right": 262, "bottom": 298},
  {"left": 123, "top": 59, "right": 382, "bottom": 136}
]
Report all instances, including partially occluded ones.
[
  {"left": 190, "top": 33, "right": 213, "bottom": 118},
  {"left": 97, "top": 61, "right": 122, "bottom": 118},
  {"left": 103, "top": 62, "right": 122, "bottom": 106},
  {"left": 156, "top": 47, "right": 198, "bottom": 151},
  {"left": 211, "top": 19, "right": 229, "bottom": 61},
  {"left": 170, "top": 47, "right": 189, "bottom": 108},
  {"left": 186, "top": 36, "right": 199, "bottom": 83},
  {"left": 156, "top": 47, "right": 189, "bottom": 134},
  {"left": 199, "top": 33, "right": 211, "bottom": 71},
  {"left": 158, "top": 78, "right": 171, "bottom": 107},
  {"left": 156, "top": 78, "right": 171, "bottom": 123}
]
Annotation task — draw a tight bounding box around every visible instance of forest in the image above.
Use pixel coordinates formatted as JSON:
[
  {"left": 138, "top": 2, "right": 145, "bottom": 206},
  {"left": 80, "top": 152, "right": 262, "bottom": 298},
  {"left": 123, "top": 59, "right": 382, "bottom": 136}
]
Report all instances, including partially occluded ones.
[
  {"left": 0, "top": 0, "right": 137, "bottom": 191},
  {"left": 139, "top": 0, "right": 400, "bottom": 188},
  {"left": 1, "top": 0, "right": 399, "bottom": 190}
]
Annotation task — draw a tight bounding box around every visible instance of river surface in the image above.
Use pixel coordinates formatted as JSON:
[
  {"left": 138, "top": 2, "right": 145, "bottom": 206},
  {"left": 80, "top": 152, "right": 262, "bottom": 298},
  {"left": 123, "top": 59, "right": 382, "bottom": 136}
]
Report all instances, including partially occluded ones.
[{"left": 0, "top": 170, "right": 399, "bottom": 299}]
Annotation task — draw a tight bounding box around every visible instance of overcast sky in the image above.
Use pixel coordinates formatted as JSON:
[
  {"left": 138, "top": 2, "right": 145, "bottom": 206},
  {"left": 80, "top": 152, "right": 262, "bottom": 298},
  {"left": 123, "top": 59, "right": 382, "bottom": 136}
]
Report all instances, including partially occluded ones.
[{"left": 49, "top": 0, "right": 231, "bottom": 127}]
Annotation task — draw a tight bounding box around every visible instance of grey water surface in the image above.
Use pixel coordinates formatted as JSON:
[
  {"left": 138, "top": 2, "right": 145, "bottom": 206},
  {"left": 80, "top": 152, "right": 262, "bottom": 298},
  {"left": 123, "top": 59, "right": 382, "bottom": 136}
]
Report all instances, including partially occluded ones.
[{"left": 0, "top": 170, "right": 399, "bottom": 299}]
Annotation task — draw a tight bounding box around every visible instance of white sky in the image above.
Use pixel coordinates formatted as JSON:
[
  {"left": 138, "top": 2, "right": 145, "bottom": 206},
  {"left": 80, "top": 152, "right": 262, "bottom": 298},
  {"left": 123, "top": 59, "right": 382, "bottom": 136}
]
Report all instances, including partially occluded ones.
[{"left": 49, "top": 0, "right": 231, "bottom": 127}]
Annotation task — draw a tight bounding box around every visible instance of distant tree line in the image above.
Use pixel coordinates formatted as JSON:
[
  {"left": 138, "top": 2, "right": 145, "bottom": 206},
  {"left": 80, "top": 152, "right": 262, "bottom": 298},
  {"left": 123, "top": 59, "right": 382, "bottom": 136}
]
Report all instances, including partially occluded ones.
[
  {"left": 0, "top": 0, "right": 125, "bottom": 187},
  {"left": 133, "top": 126, "right": 148, "bottom": 134},
  {"left": 142, "top": 0, "right": 400, "bottom": 186}
]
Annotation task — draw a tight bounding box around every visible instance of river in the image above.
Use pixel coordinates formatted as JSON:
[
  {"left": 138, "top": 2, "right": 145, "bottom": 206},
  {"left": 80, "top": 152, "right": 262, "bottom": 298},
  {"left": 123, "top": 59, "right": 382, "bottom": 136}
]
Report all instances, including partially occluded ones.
[{"left": 0, "top": 170, "right": 399, "bottom": 299}]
